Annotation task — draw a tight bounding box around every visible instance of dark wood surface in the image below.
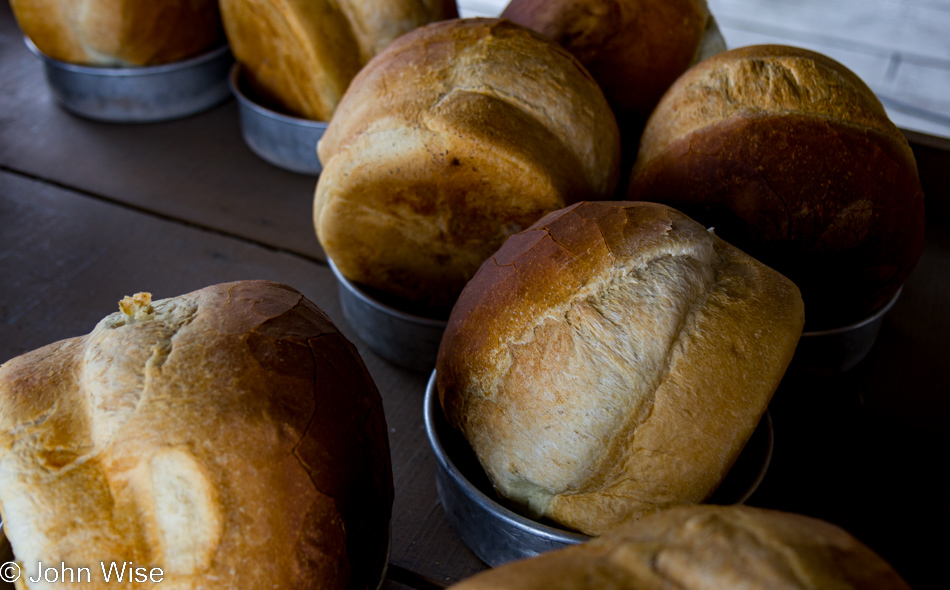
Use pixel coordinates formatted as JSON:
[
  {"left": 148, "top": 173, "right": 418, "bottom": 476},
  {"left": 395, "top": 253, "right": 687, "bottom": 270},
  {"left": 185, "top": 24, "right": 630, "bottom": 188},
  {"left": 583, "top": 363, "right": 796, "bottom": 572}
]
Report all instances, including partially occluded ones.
[
  {"left": 0, "top": 1, "right": 324, "bottom": 262},
  {"left": 2, "top": 1, "right": 950, "bottom": 588}
]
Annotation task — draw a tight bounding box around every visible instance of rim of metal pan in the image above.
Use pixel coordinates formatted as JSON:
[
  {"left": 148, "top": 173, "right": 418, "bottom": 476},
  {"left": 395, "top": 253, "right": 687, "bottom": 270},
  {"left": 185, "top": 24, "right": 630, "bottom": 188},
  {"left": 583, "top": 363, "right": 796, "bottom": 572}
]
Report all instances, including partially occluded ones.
[
  {"left": 228, "top": 63, "right": 329, "bottom": 130},
  {"left": 802, "top": 287, "right": 903, "bottom": 337},
  {"left": 24, "top": 36, "right": 231, "bottom": 77},
  {"left": 423, "top": 370, "right": 590, "bottom": 545},
  {"left": 328, "top": 258, "right": 449, "bottom": 328}
]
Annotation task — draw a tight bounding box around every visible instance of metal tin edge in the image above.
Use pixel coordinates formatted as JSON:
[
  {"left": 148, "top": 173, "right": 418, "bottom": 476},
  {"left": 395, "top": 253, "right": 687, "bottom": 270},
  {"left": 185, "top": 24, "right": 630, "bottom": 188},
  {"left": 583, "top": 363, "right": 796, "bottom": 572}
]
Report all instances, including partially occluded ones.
[
  {"left": 328, "top": 258, "right": 449, "bottom": 329},
  {"left": 228, "top": 64, "right": 329, "bottom": 131},
  {"left": 801, "top": 287, "right": 903, "bottom": 338},
  {"left": 423, "top": 370, "right": 589, "bottom": 546},
  {"left": 24, "top": 36, "right": 231, "bottom": 77}
]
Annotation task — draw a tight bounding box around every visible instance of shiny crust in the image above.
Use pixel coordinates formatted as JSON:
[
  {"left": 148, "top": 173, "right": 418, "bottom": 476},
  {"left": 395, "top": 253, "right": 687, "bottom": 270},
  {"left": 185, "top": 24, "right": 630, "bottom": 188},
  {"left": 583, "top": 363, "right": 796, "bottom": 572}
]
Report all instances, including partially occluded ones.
[
  {"left": 219, "top": 0, "right": 458, "bottom": 120},
  {"left": 436, "top": 202, "right": 803, "bottom": 535},
  {"left": 447, "top": 506, "right": 911, "bottom": 589},
  {"left": 629, "top": 45, "right": 926, "bottom": 328},
  {"left": 501, "top": 0, "right": 711, "bottom": 125},
  {"left": 314, "top": 19, "right": 621, "bottom": 309},
  {"left": 0, "top": 281, "right": 392, "bottom": 590},
  {"left": 10, "top": 0, "right": 222, "bottom": 66}
]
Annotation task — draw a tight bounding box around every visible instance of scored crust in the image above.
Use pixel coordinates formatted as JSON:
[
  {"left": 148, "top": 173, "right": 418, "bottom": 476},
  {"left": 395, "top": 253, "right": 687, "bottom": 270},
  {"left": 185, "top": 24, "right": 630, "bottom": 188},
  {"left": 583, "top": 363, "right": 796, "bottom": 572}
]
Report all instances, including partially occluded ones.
[
  {"left": 437, "top": 202, "right": 804, "bottom": 535},
  {"left": 629, "top": 45, "right": 925, "bottom": 328},
  {"left": 446, "top": 505, "right": 912, "bottom": 589},
  {"left": 0, "top": 281, "right": 392, "bottom": 590},
  {"left": 314, "top": 19, "right": 621, "bottom": 309}
]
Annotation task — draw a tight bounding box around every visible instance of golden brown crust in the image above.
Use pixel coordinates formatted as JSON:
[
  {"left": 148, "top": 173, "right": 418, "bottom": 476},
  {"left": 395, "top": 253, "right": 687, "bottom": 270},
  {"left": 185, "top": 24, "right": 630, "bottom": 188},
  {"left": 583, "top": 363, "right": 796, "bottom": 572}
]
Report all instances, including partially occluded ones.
[
  {"left": 629, "top": 45, "right": 926, "bottom": 328},
  {"left": 0, "top": 281, "right": 392, "bottom": 590},
  {"left": 446, "top": 506, "right": 912, "bottom": 590},
  {"left": 314, "top": 19, "right": 621, "bottom": 309},
  {"left": 501, "top": 0, "right": 710, "bottom": 126},
  {"left": 10, "top": 0, "right": 223, "bottom": 66},
  {"left": 219, "top": 0, "right": 458, "bottom": 120},
  {"left": 437, "top": 202, "right": 803, "bottom": 535}
]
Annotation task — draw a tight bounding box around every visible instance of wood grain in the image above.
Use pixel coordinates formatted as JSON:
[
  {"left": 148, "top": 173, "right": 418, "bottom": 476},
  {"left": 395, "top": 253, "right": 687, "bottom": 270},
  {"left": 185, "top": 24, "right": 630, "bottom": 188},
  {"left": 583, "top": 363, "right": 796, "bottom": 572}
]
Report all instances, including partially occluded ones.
[
  {"left": 0, "top": 170, "right": 487, "bottom": 586},
  {"left": 0, "top": 1, "right": 324, "bottom": 261}
]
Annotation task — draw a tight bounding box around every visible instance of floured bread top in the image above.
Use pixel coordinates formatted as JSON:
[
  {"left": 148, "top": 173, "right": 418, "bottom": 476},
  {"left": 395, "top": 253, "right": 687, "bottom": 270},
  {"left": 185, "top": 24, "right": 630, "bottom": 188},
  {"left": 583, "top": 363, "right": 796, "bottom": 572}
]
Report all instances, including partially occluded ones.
[
  {"left": 437, "top": 202, "right": 804, "bottom": 535},
  {"left": 636, "top": 45, "right": 897, "bottom": 169},
  {"left": 0, "top": 280, "right": 392, "bottom": 590}
]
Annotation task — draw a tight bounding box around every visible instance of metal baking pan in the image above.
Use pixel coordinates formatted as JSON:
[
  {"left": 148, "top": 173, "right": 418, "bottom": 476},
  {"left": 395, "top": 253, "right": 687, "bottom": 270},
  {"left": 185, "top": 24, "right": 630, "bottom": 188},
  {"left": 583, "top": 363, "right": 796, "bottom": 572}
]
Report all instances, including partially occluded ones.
[
  {"left": 24, "top": 37, "right": 232, "bottom": 123},
  {"left": 424, "top": 370, "right": 775, "bottom": 567},
  {"left": 229, "top": 64, "right": 328, "bottom": 175},
  {"left": 790, "top": 287, "right": 902, "bottom": 377},
  {"left": 329, "top": 258, "right": 447, "bottom": 372}
]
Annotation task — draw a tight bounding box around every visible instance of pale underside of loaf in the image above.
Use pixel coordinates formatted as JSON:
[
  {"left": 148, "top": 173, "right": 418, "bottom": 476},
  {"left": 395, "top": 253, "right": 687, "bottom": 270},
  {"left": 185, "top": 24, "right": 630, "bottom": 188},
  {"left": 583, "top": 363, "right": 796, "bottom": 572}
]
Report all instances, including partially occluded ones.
[
  {"left": 11, "top": 0, "right": 221, "bottom": 66},
  {"left": 314, "top": 20, "right": 620, "bottom": 307},
  {"left": 445, "top": 204, "right": 803, "bottom": 535},
  {"left": 0, "top": 284, "right": 372, "bottom": 589},
  {"left": 220, "top": 0, "right": 362, "bottom": 120},
  {"left": 220, "top": 0, "right": 456, "bottom": 120}
]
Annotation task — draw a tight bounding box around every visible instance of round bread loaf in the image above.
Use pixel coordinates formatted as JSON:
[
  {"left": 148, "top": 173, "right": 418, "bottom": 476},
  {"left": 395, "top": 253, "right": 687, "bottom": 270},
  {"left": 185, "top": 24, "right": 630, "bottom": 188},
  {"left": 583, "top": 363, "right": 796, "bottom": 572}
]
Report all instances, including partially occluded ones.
[
  {"left": 314, "top": 19, "right": 622, "bottom": 310},
  {"left": 0, "top": 281, "right": 392, "bottom": 590},
  {"left": 628, "top": 45, "right": 926, "bottom": 329},
  {"left": 501, "top": 0, "right": 724, "bottom": 142},
  {"left": 10, "top": 0, "right": 222, "bottom": 66},
  {"left": 447, "top": 505, "right": 911, "bottom": 589},
  {"left": 437, "top": 201, "right": 804, "bottom": 535},
  {"left": 219, "top": 0, "right": 458, "bottom": 120}
]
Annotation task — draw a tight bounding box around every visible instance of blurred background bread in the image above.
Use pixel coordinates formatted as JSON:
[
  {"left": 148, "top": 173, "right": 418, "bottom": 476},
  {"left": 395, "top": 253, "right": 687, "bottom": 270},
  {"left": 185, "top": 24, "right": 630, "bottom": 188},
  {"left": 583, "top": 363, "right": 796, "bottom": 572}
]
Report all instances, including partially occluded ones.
[
  {"left": 219, "top": 0, "right": 458, "bottom": 121},
  {"left": 629, "top": 45, "right": 926, "bottom": 330},
  {"left": 501, "top": 0, "right": 725, "bottom": 161},
  {"left": 446, "top": 505, "right": 912, "bottom": 589},
  {"left": 10, "top": 0, "right": 223, "bottom": 66},
  {"left": 314, "top": 18, "right": 621, "bottom": 312},
  {"left": 0, "top": 281, "right": 392, "bottom": 590},
  {"left": 437, "top": 201, "right": 803, "bottom": 535}
]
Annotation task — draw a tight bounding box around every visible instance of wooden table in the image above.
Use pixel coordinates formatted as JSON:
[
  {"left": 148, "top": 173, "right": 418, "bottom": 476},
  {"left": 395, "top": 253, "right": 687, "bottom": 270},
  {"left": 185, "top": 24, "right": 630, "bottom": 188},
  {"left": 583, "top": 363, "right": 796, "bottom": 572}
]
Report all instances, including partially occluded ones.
[{"left": 1, "top": 1, "right": 948, "bottom": 588}]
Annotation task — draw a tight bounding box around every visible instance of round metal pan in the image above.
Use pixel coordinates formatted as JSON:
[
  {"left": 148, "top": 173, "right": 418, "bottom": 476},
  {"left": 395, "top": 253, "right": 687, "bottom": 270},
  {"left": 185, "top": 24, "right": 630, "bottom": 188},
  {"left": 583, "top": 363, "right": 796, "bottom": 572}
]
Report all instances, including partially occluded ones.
[
  {"left": 24, "top": 37, "right": 232, "bottom": 123},
  {"left": 329, "top": 258, "right": 447, "bottom": 372},
  {"left": 791, "top": 287, "right": 903, "bottom": 377},
  {"left": 229, "top": 64, "right": 328, "bottom": 175},
  {"left": 424, "top": 370, "right": 774, "bottom": 567}
]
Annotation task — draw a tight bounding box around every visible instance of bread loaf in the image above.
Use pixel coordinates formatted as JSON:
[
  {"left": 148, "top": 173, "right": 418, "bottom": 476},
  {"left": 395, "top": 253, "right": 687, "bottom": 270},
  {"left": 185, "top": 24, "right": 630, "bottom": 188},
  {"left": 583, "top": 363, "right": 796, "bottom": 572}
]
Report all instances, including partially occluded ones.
[
  {"left": 314, "top": 19, "right": 622, "bottom": 310},
  {"left": 629, "top": 45, "right": 925, "bottom": 329},
  {"left": 219, "top": 0, "right": 458, "bottom": 120},
  {"left": 501, "top": 0, "right": 725, "bottom": 148},
  {"left": 437, "top": 201, "right": 803, "bottom": 535},
  {"left": 0, "top": 281, "right": 392, "bottom": 590},
  {"left": 447, "top": 505, "right": 911, "bottom": 589},
  {"left": 10, "top": 0, "right": 222, "bottom": 66}
]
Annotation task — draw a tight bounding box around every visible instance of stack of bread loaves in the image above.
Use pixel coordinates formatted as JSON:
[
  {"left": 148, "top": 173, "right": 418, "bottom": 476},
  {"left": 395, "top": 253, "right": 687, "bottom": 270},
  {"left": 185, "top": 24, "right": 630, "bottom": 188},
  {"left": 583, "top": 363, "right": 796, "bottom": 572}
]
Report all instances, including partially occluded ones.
[
  {"left": 219, "top": 0, "right": 459, "bottom": 121},
  {"left": 446, "top": 505, "right": 912, "bottom": 589},
  {"left": 629, "top": 45, "right": 926, "bottom": 329},
  {"left": 437, "top": 201, "right": 804, "bottom": 535},
  {"left": 9, "top": 0, "right": 223, "bottom": 66},
  {"left": 0, "top": 281, "right": 392, "bottom": 590},
  {"left": 314, "top": 19, "right": 622, "bottom": 312}
]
